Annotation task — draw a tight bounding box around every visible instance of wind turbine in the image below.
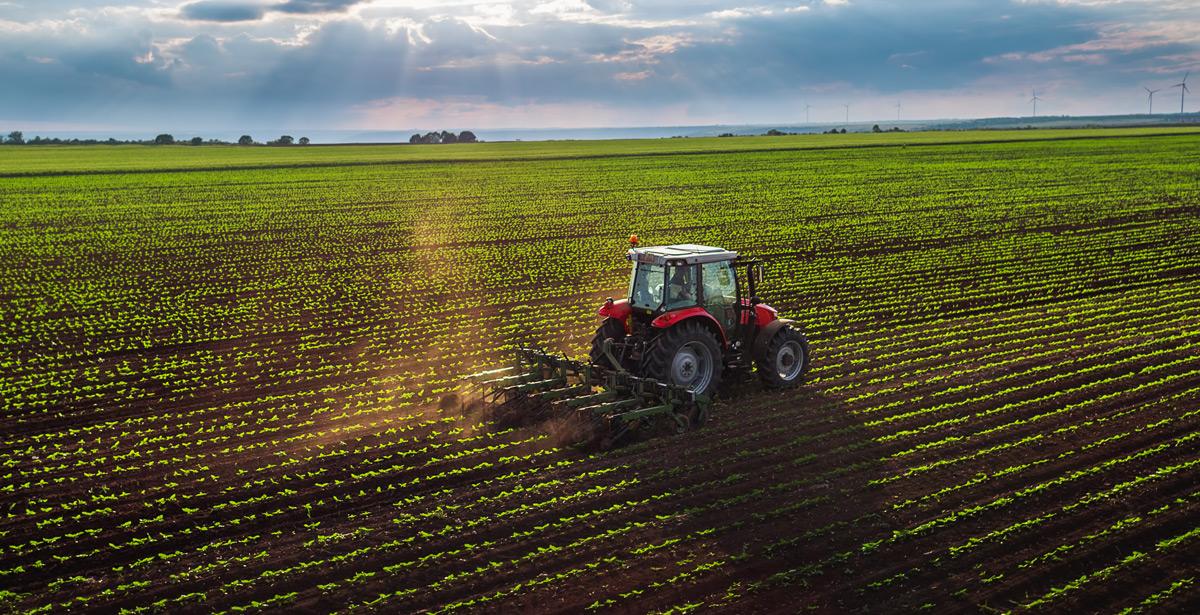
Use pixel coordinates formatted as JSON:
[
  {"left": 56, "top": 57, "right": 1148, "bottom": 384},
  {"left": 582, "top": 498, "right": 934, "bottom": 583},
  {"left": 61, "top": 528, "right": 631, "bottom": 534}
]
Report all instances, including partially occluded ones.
[
  {"left": 804, "top": 103, "right": 812, "bottom": 124},
  {"left": 844, "top": 103, "right": 850, "bottom": 125},
  {"left": 1144, "top": 87, "right": 1161, "bottom": 115},
  {"left": 1172, "top": 72, "right": 1189, "bottom": 113},
  {"left": 1030, "top": 88, "right": 1042, "bottom": 118},
  {"left": 895, "top": 101, "right": 902, "bottom": 122}
]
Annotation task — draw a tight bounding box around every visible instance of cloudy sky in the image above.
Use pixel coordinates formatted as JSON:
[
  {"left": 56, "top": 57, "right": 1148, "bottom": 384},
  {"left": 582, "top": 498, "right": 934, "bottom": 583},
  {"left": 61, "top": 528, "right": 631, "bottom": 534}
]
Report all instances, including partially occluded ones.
[{"left": 0, "top": 0, "right": 1197, "bottom": 133}]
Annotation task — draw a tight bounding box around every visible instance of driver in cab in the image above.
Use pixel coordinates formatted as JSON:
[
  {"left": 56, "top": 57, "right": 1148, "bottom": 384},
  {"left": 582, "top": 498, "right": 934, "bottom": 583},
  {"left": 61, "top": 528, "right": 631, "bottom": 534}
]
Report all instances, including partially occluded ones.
[{"left": 667, "top": 266, "right": 696, "bottom": 307}]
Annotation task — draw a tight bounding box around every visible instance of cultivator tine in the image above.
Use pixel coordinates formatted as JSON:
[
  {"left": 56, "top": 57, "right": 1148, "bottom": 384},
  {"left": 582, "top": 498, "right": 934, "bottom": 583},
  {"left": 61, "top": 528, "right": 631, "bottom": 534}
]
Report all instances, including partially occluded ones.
[
  {"left": 466, "top": 365, "right": 517, "bottom": 379},
  {"left": 535, "top": 384, "right": 592, "bottom": 402},
  {"left": 609, "top": 403, "right": 674, "bottom": 422},
  {"left": 553, "top": 390, "right": 619, "bottom": 409},
  {"left": 689, "top": 401, "right": 708, "bottom": 427},
  {"left": 582, "top": 397, "right": 640, "bottom": 416},
  {"left": 478, "top": 372, "right": 530, "bottom": 387},
  {"left": 604, "top": 421, "right": 633, "bottom": 449},
  {"left": 502, "top": 377, "right": 565, "bottom": 396}
]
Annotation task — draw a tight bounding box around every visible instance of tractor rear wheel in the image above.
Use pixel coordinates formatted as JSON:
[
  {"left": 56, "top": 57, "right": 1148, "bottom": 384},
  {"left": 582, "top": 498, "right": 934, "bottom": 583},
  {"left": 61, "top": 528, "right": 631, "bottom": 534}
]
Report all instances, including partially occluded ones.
[
  {"left": 589, "top": 318, "right": 626, "bottom": 369},
  {"left": 757, "top": 325, "right": 810, "bottom": 388},
  {"left": 644, "top": 320, "right": 722, "bottom": 396}
]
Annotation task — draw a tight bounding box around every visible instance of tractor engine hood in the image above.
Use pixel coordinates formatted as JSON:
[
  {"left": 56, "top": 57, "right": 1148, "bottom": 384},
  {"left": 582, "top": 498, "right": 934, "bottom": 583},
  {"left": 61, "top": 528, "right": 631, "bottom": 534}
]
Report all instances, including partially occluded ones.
[{"left": 599, "top": 297, "right": 633, "bottom": 320}]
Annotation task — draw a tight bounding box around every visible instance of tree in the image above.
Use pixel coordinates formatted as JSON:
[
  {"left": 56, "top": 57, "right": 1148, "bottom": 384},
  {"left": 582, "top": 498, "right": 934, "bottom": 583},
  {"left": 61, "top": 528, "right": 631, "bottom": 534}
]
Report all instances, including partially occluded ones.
[
  {"left": 190, "top": 137, "right": 203, "bottom": 145},
  {"left": 154, "top": 134, "right": 175, "bottom": 145},
  {"left": 420, "top": 132, "right": 441, "bottom": 144},
  {"left": 457, "top": 130, "right": 477, "bottom": 143},
  {"left": 6, "top": 131, "right": 23, "bottom": 145},
  {"left": 409, "top": 134, "right": 421, "bottom": 144},
  {"left": 872, "top": 124, "right": 882, "bottom": 133},
  {"left": 274, "top": 135, "right": 294, "bottom": 145},
  {"left": 440, "top": 130, "right": 458, "bottom": 144},
  {"left": 238, "top": 135, "right": 254, "bottom": 145},
  {"left": 299, "top": 137, "right": 310, "bottom": 145}
]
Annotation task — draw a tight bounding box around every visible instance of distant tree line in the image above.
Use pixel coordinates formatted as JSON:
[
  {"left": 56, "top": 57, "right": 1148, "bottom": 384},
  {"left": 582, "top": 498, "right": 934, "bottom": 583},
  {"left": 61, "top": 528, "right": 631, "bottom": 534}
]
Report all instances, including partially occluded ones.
[
  {"left": 2, "top": 131, "right": 311, "bottom": 146},
  {"left": 714, "top": 126, "right": 906, "bottom": 137},
  {"left": 409, "top": 130, "right": 477, "bottom": 144}
]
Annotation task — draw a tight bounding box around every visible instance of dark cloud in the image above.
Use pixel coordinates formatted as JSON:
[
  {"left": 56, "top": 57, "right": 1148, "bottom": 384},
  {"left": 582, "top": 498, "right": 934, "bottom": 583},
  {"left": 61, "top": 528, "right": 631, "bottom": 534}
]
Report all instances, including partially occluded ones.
[
  {"left": 665, "top": 1, "right": 1100, "bottom": 94},
  {"left": 274, "top": 0, "right": 364, "bottom": 14},
  {"left": 59, "top": 47, "right": 171, "bottom": 86},
  {"left": 180, "top": 1, "right": 266, "bottom": 23},
  {"left": 177, "top": 0, "right": 366, "bottom": 23}
]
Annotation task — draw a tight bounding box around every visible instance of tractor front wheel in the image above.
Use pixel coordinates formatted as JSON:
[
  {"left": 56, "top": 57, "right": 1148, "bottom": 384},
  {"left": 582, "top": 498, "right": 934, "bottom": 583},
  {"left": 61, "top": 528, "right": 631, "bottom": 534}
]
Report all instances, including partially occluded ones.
[
  {"left": 757, "top": 326, "right": 810, "bottom": 388},
  {"left": 644, "top": 320, "right": 723, "bottom": 396}
]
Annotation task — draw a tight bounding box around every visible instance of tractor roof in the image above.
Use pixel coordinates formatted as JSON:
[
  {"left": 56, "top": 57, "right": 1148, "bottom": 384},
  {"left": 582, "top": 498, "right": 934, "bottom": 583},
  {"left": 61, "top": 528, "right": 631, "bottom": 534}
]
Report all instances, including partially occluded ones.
[{"left": 627, "top": 244, "right": 738, "bottom": 266}]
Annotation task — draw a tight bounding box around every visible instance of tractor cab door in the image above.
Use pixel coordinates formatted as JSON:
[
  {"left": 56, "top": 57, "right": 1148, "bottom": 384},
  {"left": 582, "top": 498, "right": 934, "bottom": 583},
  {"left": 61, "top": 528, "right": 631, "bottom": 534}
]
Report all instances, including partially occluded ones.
[
  {"left": 665, "top": 264, "right": 699, "bottom": 310},
  {"left": 702, "top": 261, "right": 738, "bottom": 333}
]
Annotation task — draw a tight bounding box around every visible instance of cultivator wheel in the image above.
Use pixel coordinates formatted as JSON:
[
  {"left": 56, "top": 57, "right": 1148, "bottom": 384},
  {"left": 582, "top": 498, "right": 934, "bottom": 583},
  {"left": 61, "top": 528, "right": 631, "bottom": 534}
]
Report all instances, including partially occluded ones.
[{"left": 463, "top": 348, "right": 711, "bottom": 449}]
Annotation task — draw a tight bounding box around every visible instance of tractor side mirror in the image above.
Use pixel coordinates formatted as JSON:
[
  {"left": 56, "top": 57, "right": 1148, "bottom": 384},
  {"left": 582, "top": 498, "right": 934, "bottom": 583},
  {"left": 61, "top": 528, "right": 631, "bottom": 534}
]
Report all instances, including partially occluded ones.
[{"left": 747, "top": 263, "right": 764, "bottom": 305}]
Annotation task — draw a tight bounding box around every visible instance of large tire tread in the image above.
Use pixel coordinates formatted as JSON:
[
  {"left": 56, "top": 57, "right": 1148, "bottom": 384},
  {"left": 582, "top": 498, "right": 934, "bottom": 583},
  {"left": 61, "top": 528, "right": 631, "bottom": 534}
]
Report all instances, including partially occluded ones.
[
  {"left": 757, "top": 325, "right": 810, "bottom": 389},
  {"left": 642, "top": 320, "right": 723, "bottom": 397}
]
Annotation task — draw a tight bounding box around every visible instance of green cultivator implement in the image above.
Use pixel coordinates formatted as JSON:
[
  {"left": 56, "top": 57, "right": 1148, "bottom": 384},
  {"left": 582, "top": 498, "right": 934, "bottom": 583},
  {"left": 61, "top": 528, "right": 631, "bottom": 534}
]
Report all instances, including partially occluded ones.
[{"left": 467, "top": 347, "right": 712, "bottom": 449}]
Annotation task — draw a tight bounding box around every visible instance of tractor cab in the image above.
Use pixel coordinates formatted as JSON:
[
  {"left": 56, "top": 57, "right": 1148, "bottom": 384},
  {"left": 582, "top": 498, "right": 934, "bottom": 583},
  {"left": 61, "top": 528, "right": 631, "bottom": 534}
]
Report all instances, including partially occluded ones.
[
  {"left": 628, "top": 244, "right": 739, "bottom": 319},
  {"left": 607, "top": 243, "right": 775, "bottom": 345}
]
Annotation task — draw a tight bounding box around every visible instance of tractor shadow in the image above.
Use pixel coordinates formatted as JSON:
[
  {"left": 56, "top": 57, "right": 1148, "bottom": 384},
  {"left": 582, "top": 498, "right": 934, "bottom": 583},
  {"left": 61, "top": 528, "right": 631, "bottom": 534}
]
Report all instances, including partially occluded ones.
[{"left": 662, "top": 382, "right": 897, "bottom": 602}]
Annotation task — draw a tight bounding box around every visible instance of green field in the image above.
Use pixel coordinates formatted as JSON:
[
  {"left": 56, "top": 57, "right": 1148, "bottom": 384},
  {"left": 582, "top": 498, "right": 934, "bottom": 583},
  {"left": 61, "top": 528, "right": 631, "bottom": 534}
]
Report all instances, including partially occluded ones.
[{"left": 2, "top": 128, "right": 1199, "bottom": 612}]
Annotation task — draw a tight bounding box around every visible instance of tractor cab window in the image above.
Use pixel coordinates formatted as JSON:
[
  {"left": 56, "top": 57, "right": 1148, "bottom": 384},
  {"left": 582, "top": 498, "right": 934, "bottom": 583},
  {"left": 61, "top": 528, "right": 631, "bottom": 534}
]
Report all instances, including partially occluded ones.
[
  {"left": 702, "top": 261, "right": 737, "bottom": 331},
  {"left": 665, "top": 264, "right": 698, "bottom": 309},
  {"left": 629, "top": 262, "right": 665, "bottom": 310},
  {"left": 629, "top": 263, "right": 698, "bottom": 311}
]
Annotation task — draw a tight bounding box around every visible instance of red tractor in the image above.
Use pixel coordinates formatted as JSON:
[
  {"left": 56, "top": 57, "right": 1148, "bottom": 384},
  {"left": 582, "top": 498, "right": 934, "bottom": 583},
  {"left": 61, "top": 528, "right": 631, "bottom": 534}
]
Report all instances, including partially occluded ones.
[
  {"left": 469, "top": 238, "right": 809, "bottom": 445},
  {"left": 589, "top": 239, "right": 809, "bottom": 397}
]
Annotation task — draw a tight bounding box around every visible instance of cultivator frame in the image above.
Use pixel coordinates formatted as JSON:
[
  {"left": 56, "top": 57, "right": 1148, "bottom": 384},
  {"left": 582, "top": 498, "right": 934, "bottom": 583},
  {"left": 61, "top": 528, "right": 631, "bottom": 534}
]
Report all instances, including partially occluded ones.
[{"left": 466, "top": 347, "right": 711, "bottom": 448}]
